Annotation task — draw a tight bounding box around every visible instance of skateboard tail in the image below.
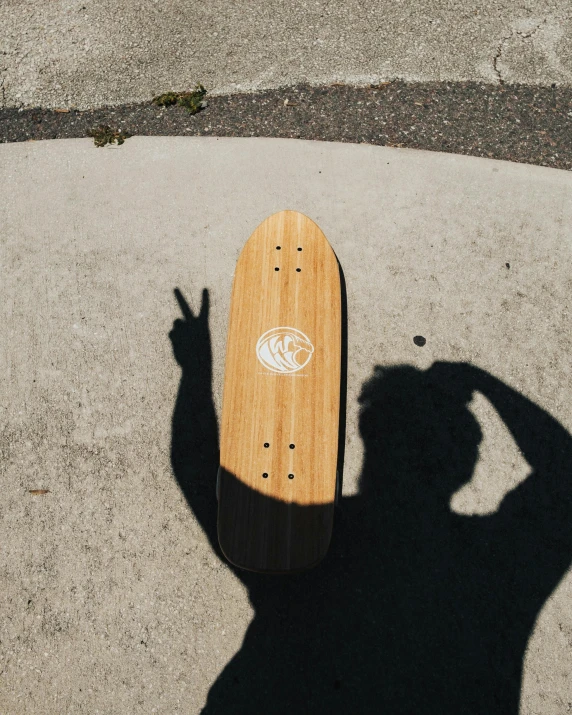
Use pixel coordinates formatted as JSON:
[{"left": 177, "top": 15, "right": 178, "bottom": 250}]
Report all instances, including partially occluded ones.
[{"left": 217, "top": 469, "right": 335, "bottom": 573}]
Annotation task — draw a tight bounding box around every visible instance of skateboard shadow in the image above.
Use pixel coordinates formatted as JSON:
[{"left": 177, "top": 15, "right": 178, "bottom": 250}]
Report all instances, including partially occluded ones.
[{"left": 169, "top": 288, "right": 572, "bottom": 714}]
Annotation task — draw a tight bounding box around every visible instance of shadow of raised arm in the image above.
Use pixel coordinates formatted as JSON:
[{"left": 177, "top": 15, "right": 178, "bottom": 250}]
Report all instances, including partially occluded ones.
[
  {"left": 430, "top": 361, "right": 572, "bottom": 593},
  {"left": 169, "top": 288, "right": 219, "bottom": 551}
]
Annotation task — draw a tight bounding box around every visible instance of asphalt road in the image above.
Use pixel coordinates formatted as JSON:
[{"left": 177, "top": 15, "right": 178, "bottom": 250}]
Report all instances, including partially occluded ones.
[
  {"left": 1, "top": 0, "right": 571, "bottom": 110},
  {"left": 2, "top": 83, "right": 571, "bottom": 171}
]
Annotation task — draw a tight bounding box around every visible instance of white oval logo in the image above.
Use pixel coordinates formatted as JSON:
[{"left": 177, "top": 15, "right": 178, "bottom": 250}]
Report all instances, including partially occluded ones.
[{"left": 256, "top": 327, "right": 314, "bottom": 374}]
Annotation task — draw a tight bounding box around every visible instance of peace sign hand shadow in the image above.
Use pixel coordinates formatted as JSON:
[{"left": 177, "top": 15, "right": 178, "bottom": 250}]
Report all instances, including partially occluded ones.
[
  {"left": 169, "top": 287, "right": 212, "bottom": 381},
  {"left": 169, "top": 287, "right": 219, "bottom": 549}
]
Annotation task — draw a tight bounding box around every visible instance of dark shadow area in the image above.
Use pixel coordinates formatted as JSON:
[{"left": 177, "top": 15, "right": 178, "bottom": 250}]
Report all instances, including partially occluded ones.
[
  {"left": 218, "top": 468, "right": 335, "bottom": 573},
  {"left": 170, "top": 288, "right": 572, "bottom": 714}
]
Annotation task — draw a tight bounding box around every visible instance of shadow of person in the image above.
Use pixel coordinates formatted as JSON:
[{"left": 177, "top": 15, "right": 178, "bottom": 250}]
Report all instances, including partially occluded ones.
[{"left": 170, "top": 288, "right": 572, "bottom": 715}]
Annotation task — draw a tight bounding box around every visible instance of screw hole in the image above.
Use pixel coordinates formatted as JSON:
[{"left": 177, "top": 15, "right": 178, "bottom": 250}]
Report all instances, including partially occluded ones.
[
  {"left": 289, "top": 444, "right": 295, "bottom": 449},
  {"left": 262, "top": 473, "right": 268, "bottom": 478},
  {"left": 276, "top": 246, "right": 281, "bottom": 250},
  {"left": 288, "top": 473, "right": 294, "bottom": 480},
  {"left": 264, "top": 443, "right": 269, "bottom": 448},
  {"left": 297, "top": 247, "right": 302, "bottom": 251},
  {"left": 275, "top": 267, "right": 279, "bottom": 271},
  {"left": 296, "top": 268, "right": 301, "bottom": 272}
]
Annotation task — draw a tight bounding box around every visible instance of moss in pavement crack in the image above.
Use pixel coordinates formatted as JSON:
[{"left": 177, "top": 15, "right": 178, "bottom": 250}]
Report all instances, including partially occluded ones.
[
  {"left": 152, "top": 84, "right": 207, "bottom": 114},
  {"left": 87, "top": 124, "right": 131, "bottom": 147}
]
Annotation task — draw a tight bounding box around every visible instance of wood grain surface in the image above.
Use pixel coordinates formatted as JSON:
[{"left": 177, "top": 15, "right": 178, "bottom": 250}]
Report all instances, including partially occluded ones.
[{"left": 218, "top": 210, "right": 342, "bottom": 572}]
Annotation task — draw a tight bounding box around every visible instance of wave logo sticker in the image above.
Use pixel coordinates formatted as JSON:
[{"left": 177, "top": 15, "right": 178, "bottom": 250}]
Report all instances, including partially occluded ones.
[{"left": 256, "top": 327, "right": 314, "bottom": 374}]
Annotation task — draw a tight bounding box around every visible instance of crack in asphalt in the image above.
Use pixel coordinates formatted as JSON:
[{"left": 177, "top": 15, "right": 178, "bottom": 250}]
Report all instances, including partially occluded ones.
[
  {"left": 493, "top": 20, "right": 547, "bottom": 84},
  {"left": 493, "top": 34, "right": 513, "bottom": 84},
  {"left": 0, "top": 63, "right": 7, "bottom": 107}
]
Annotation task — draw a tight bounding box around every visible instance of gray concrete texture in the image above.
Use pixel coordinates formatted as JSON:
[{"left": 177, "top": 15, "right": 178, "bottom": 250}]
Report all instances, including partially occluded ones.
[
  {"left": 1, "top": 137, "right": 572, "bottom": 712},
  {"left": 1, "top": 0, "right": 572, "bottom": 109}
]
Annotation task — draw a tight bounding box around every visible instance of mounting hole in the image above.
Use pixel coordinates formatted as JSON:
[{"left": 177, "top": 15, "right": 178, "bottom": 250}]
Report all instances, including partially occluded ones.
[
  {"left": 296, "top": 268, "right": 301, "bottom": 272},
  {"left": 297, "top": 247, "right": 302, "bottom": 251},
  {"left": 264, "top": 442, "right": 270, "bottom": 448},
  {"left": 288, "top": 473, "right": 294, "bottom": 480},
  {"left": 275, "top": 267, "right": 280, "bottom": 271},
  {"left": 289, "top": 443, "right": 295, "bottom": 449},
  {"left": 276, "top": 246, "right": 281, "bottom": 250},
  {"left": 262, "top": 472, "right": 269, "bottom": 478}
]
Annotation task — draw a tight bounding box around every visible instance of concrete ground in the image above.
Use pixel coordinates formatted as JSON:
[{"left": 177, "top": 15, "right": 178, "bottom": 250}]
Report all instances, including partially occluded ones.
[
  {"left": 1, "top": 0, "right": 571, "bottom": 109},
  {"left": 1, "top": 137, "right": 571, "bottom": 713}
]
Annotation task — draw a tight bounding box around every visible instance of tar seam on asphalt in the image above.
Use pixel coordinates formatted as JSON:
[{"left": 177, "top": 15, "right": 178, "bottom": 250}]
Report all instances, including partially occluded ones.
[{"left": 1, "top": 82, "right": 570, "bottom": 171}]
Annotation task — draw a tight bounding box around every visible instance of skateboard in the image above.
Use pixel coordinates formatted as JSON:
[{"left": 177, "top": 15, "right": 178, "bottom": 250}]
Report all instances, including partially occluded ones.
[{"left": 218, "top": 210, "right": 342, "bottom": 573}]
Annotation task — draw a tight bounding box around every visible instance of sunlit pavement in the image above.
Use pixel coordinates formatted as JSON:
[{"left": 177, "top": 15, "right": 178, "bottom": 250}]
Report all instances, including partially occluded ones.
[{"left": 1, "top": 137, "right": 571, "bottom": 713}]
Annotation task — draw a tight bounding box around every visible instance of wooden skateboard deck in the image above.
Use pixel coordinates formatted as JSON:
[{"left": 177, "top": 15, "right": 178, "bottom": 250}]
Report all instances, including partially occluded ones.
[{"left": 218, "top": 210, "right": 342, "bottom": 573}]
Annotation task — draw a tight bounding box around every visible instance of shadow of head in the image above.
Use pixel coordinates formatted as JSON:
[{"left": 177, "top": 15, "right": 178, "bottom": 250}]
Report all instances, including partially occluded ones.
[{"left": 358, "top": 364, "right": 482, "bottom": 504}]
